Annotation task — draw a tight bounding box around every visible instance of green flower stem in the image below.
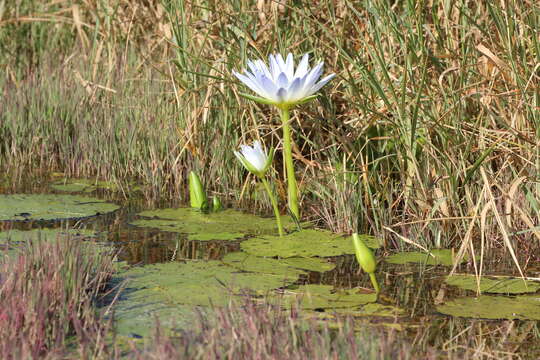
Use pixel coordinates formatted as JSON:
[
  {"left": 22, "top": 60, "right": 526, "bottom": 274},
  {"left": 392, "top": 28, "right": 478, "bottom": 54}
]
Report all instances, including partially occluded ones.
[
  {"left": 279, "top": 108, "right": 300, "bottom": 221},
  {"left": 260, "top": 177, "right": 284, "bottom": 237},
  {"left": 369, "top": 273, "right": 380, "bottom": 295}
]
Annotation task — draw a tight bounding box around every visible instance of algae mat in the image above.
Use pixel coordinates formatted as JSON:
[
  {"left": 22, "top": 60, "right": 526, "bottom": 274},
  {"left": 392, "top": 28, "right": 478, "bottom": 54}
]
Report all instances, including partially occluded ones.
[
  {"left": 445, "top": 274, "right": 540, "bottom": 294},
  {"left": 385, "top": 249, "right": 463, "bottom": 266},
  {"left": 131, "top": 208, "right": 301, "bottom": 241},
  {"left": 0, "top": 194, "right": 119, "bottom": 221},
  {"left": 437, "top": 295, "right": 540, "bottom": 320},
  {"left": 241, "top": 230, "right": 381, "bottom": 258}
]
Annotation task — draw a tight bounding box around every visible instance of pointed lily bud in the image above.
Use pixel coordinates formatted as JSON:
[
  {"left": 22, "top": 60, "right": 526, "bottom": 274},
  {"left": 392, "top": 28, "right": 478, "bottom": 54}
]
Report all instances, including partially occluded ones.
[
  {"left": 189, "top": 171, "right": 207, "bottom": 210},
  {"left": 352, "top": 233, "right": 380, "bottom": 294}
]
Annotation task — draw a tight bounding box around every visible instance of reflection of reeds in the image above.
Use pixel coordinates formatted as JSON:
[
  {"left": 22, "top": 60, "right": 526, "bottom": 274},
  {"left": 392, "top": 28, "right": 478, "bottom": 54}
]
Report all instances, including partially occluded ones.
[
  {"left": 0, "top": 235, "right": 116, "bottom": 359},
  {"left": 1, "top": 0, "right": 539, "bottom": 263}
]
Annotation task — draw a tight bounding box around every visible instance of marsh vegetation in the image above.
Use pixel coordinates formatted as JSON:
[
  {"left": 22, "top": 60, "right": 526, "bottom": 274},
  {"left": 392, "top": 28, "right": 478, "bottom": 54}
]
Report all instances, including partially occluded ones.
[{"left": 1, "top": 0, "right": 539, "bottom": 358}]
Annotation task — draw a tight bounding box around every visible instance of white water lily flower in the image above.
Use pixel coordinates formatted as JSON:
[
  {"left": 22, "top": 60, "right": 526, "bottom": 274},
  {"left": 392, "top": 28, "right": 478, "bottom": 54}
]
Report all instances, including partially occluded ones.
[
  {"left": 232, "top": 53, "right": 335, "bottom": 108},
  {"left": 234, "top": 140, "right": 274, "bottom": 177}
]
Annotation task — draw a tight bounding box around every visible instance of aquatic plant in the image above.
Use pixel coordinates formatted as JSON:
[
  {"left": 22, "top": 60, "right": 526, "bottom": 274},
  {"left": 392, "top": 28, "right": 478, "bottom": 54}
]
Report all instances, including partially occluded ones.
[
  {"left": 352, "top": 233, "right": 380, "bottom": 294},
  {"left": 233, "top": 53, "right": 335, "bottom": 220},
  {"left": 189, "top": 171, "right": 208, "bottom": 210},
  {"left": 234, "top": 140, "right": 283, "bottom": 236}
]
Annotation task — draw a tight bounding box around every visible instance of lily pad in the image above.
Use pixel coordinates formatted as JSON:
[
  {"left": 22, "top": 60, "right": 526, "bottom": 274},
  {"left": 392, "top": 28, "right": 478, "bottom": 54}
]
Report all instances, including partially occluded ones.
[
  {"left": 112, "top": 260, "right": 299, "bottom": 336},
  {"left": 280, "top": 257, "right": 336, "bottom": 272},
  {"left": 113, "top": 291, "right": 202, "bottom": 338},
  {"left": 222, "top": 252, "right": 334, "bottom": 276},
  {"left": 241, "top": 230, "right": 381, "bottom": 258},
  {"left": 188, "top": 232, "right": 245, "bottom": 242},
  {"left": 0, "top": 228, "right": 97, "bottom": 258},
  {"left": 335, "top": 303, "right": 404, "bottom": 317},
  {"left": 274, "top": 284, "right": 377, "bottom": 310},
  {"left": 131, "top": 208, "right": 300, "bottom": 239},
  {"left": 385, "top": 249, "right": 462, "bottom": 266},
  {"left": 445, "top": 274, "right": 540, "bottom": 294},
  {"left": 0, "top": 194, "right": 119, "bottom": 221},
  {"left": 437, "top": 295, "right": 540, "bottom": 320}
]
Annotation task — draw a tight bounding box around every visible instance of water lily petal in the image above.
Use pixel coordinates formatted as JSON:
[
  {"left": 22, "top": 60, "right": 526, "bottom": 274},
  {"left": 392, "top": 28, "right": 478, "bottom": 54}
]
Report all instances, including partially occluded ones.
[
  {"left": 276, "top": 88, "right": 287, "bottom": 103},
  {"left": 285, "top": 77, "right": 303, "bottom": 102},
  {"left": 269, "top": 54, "right": 281, "bottom": 81},
  {"left": 285, "top": 53, "right": 294, "bottom": 80},
  {"left": 277, "top": 72, "right": 289, "bottom": 88},
  {"left": 301, "top": 62, "right": 324, "bottom": 95},
  {"left": 308, "top": 73, "right": 336, "bottom": 94},
  {"left": 233, "top": 71, "right": 268, "bottom": 98},
  {"left": 294, "top": 53, "right": 310, "bottom": 79},
  {"left": 259, "top": 75, "right": 280, "bottom": 102}
]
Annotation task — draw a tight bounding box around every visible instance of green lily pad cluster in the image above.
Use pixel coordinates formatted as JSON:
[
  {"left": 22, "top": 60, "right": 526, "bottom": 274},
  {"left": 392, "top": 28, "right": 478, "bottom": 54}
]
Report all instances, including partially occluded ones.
[
  {"left": 50, "top": 178, "right": 143, "bottom": 194},
  {"left": 0, "top": 194, "right": 120, "bottom": 221},
  {"left": 0, "top": 228, "right": 98, "bottom": 258},
  {"left": 437, "top": 295, "right": 540, "bottom": 320},
  {"left": 385, "top": 249, "right": 463, "bottom": 266},
  {"left": 272, "top": 284, "right": 378, "bottom": 310},
  {"left": 240, "top": 230, "right": 381, "bottom": 258},
  {"left": 335, "top": 303, "right": 404, "bottom": 317},
  {"left": 131, "top": 208, "right": 302, "bottom": 241},
  {"left": 112, "top": 260, "right": 300, "bottom": 336},
  {"left": 222, "top": 252, "right": 335, "bottom": 276},
  {"left": 445, "top": 274, "right": 540, "bottom": 294}
]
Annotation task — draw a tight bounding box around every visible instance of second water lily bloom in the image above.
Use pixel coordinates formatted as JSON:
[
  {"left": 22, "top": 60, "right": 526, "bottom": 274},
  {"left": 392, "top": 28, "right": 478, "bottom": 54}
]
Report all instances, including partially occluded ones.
[
  {"left": 234, "top": 140, "right": 274, "bottom": 178},
  {"left": 232, "top": 53, "right": 335, "bottom": 109},
  {"left": 234, "top": 140, "right": 283, "bottom": 237}
]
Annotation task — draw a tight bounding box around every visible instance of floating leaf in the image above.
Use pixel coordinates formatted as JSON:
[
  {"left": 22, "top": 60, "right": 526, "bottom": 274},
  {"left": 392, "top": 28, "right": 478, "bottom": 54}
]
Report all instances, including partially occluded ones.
[
  {"left": 385, "top": 249, "right": 463, "bottom": 266},
  {"left": 222, "top": 252, "right": 334, "bottom": 276},
  {"left": 0, "top": 228, "right": 97, "bottom": 258},
  {"left": 115, "top": 259, "right": 297, "bottom": 306},
  {"left": 280, "top": 257, "right": 336, "bottom": 272},
  {"left": 241, "top": 230, "right": 381, "bottom": 258},
  {"left": 131, "top": 208, "right": 301, "bottom": 239},
  {"left": 0, "top": 194, "right": 119, "bottom": 221},
  {"left": 273, "top": 284, "right": 377, "bottom": 310},
  {"left": 112, "top": 259, "right": 298, "bottom": 336},
  {"left": 445, "top": 274, "right": 540, "bottom": 294},
  {"left": 437, "top": 295, "right": 540, "bottom": 320},
  {"left": 335, "top": 303, "right": 404, "bottom": 317}
]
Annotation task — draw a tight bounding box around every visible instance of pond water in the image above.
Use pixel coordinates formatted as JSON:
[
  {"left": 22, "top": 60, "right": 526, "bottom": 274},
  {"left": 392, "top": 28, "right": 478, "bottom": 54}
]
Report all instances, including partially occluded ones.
[{"left": 1, "top": 178, "right": 539, "bottom": 356}]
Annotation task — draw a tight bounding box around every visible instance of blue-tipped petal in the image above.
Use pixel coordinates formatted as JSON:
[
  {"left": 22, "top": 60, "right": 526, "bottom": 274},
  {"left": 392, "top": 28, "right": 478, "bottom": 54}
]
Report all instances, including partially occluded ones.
[
  {"left": 294, "top": 53, "right": 310, "bottom": 79},
  {"left": 301, "top": 62, "right": 324, "bottom": 94},
  {"left": 285, "top": 53, "right": 294, "bottom": 79},
  {"left": 233, "top": 71, "right": 267, "bottom": 97},
  {"left": 285, "top": 77, "right": 303, "bottom": 102},
  {"left": 309, "top": 73, "right": 336, "bottom": 94},
  {"left": 259, "top": 75, "right": 280, "bottom": 102},
  {"left": 269, "top": 54, "right": 281, "bottom": 81},
  {"left": 276, "top": 88, "right": 287, "bottom": 103},
  {"left": 277, "top": 72, "right": 289, "bottom": 88}
]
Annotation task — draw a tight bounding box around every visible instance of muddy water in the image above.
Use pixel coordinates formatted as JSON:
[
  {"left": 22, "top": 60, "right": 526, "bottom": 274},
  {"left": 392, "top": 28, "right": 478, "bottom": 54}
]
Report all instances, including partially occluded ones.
[{"left": 1, "top": 180, "right": 539, "bottom": 357}]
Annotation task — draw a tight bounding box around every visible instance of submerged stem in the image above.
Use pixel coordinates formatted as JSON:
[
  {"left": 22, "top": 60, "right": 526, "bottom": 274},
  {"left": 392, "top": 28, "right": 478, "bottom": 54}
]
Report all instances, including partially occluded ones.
[
  {"left": 261, "top": 177, "right": 284, "bottom": 237},
  {"left": 280, "top": 108, "right": 300, "bottom": 221}
]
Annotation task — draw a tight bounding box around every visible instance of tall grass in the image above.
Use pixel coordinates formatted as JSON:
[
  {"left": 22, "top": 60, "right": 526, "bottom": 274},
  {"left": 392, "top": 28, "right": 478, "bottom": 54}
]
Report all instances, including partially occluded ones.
[{"left": 1, "top": 0, "right": 539, "bottom": 262}]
